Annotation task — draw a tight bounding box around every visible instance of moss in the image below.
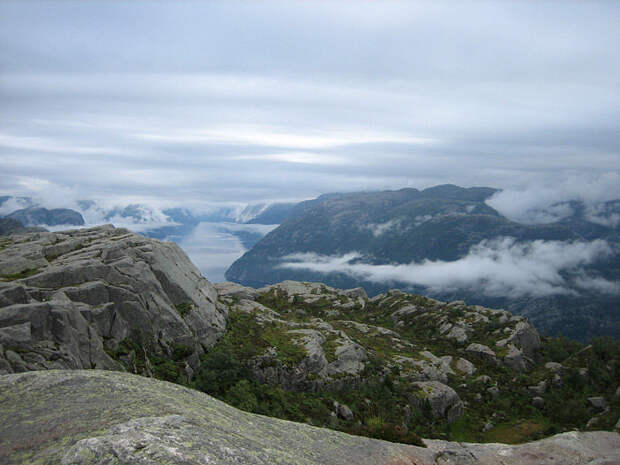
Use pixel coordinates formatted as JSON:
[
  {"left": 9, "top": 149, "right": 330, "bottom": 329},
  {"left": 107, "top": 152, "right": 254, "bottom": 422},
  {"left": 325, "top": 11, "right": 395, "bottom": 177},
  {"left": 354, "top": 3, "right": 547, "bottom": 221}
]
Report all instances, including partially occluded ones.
[{"left": 0, "top": 268, "right": 41, "bottom": 281}]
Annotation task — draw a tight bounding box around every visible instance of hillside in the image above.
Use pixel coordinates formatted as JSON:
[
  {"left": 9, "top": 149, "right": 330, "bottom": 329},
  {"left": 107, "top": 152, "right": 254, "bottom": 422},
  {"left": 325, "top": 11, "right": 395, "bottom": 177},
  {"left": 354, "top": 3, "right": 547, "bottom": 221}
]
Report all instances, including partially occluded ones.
[
  {"left": 1, "top": 225, "right": 618, "bottom": 452},
  {"left": 2, "top": 370, "right": 619, "bottom": 465},
  {"left": 225, "top": 185, "right": 620, "bottom": 341}
]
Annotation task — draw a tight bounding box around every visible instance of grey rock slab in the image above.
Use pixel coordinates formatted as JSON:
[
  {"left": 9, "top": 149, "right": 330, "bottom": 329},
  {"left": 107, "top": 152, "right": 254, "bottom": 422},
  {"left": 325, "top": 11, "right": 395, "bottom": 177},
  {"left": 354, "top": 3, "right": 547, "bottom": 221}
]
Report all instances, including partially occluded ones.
[{"left": 0, "top": 226, "right": 227, "bottom": 374}]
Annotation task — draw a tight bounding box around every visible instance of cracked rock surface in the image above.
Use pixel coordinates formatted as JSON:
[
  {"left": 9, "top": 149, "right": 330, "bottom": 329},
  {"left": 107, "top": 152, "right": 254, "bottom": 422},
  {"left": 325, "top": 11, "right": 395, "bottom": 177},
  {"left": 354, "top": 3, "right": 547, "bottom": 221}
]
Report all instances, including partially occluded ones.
[{"left": 0, "top": 225, "right": 227, "bottom": 375}]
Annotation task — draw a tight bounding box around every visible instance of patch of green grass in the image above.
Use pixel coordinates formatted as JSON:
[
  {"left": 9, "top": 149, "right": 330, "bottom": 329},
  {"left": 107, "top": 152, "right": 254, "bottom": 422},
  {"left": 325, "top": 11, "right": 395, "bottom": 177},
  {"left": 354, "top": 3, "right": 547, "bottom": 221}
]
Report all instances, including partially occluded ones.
[
  {"left": 1, "top": 268, "right": 41, "bottom": 281},
  {"left": 483, "top": 420, "right": 548, "bottom": 444},
  {"left": 175, "top": 302, "right": 193, "bottom": 317}
]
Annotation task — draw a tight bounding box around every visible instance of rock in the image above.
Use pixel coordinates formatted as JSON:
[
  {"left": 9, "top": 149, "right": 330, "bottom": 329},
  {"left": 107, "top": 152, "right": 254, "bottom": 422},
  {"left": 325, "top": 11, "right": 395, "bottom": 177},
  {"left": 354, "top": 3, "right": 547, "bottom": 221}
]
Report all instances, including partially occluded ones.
[
  {"left": 214, "top": 282, "right": 259, "bottom": 301},
  {"left": 3, "top": 370, "right": 620, "bottom": 465},
  {"left": 495, "top": 321, "right": 541, "bottom": 360},
  {"left": 410, "top": 381, "right": 465, "bottom": 423},
  {"left": 326, "top": 339, "right": 367, "bottom": 377},
  {"left": 528, "top": 380, "right": 547, "bottom": 397},
  {"left": 503, "top": 344, "right": 527, "bottom": 372},
  {"left": 0, "top": 226, "right": 227, "bottom": 374},
  {"left": 487, "top": 386, "right": 500, "bottom": 399},
  {"left": 446, "top": 325, "right": 469, "bottom": 344},
  {"left": 466, "top": 343, "right": 498, "bottom": 366},
  {"left": 395, "top": 351, "right": 454, "bottom": 383},
  {"left": 287, "top": 329, "right": 328, "bottom": 374},
  {"left": 588, "top": 397, "right": 608, "bottom": 410},
  {"left": 482, "top": 421, "right": 494, "bottom": 432},
  {"left": 333, "top": 401, "right": 354, "bottom": 421},
  {"left": 615, "top": 386, "right": 620, "bottom": 398},
  {"left": 475, "top": 375, "right": 492, "bottom": 384},
  {"left": 391, "top": 304, "right": 423, "bottom": 323},
  {"left": 545, "top": 362, "right": 564, "bottom": 372},
  {"left": 455, "top": 357, "right": 477, "bottom": 376},
  {"left": 532, "top": 396, "right": 545, "bottom": 409}
]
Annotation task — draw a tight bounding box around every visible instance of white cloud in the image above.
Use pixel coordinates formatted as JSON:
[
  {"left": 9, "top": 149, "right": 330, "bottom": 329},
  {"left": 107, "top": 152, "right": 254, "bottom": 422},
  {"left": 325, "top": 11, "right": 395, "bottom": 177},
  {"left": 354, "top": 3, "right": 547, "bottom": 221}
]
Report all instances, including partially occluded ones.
[
  {"left": 366, "top": 219, "right": 401, "bottom": 237},
  {"left": 486, "top": 172, "right": 620, "bottom": 224},
  {"left": 280, "top": 237, "right": 617, "bottom": 298}
]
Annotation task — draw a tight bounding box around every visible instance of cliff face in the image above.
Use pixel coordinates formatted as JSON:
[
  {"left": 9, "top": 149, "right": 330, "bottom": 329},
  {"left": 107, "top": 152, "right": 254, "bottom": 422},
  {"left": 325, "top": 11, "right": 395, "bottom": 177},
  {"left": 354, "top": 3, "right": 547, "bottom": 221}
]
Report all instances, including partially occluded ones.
[
  {"left": 1, "top": 369, "right": 619, "bottom": 465},
  {"left": 0, "top": 225, "right": 227, "bottom": 378}
]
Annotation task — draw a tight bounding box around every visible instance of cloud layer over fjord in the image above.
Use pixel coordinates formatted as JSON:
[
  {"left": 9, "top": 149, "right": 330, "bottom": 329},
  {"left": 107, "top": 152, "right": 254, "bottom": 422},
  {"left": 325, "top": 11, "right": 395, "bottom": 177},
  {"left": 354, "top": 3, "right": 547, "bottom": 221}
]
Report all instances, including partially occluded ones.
[{"left": 280, "top": 238, "right": 619, "bottom": 298}]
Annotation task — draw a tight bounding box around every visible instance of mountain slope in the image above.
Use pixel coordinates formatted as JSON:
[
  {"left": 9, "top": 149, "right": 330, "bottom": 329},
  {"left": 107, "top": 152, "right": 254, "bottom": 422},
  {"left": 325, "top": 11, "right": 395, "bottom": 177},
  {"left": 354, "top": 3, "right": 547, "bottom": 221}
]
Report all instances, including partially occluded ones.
[
  {"left": 6, "top": 206, "right": 85, "bottom": 226},
  {"left": 225, "top": 185, "right": 620, "bottom": 341}
]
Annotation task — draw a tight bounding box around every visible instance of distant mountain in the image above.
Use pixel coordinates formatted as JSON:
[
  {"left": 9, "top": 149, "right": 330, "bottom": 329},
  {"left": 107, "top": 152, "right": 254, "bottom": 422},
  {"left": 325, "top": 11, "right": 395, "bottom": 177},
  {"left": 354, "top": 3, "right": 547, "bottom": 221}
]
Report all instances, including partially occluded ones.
[
  {"left": 246, "top": 202, "right": 297, "bottom": 224},
  {"left": 5, "top": 206, "right": 84, "bottom": 226},
  {"left": 226, "top": 185, "right": 620, "bottom": 341},
  {"left": 0, "top": 218, "right": 46, "bottom": 236}
]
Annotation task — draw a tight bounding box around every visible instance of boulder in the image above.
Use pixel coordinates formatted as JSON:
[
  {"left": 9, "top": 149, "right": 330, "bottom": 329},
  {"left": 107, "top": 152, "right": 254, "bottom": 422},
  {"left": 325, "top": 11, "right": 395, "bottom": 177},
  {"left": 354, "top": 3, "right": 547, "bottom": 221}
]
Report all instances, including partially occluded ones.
[
  {"left": 333, "top": 401, "right": 354, "bottom": 421},
  {"left": 588, "top": 397, "right": 608, "bottom": 410},
  {"left": 528, "top": 380, "right": 547, "bottom": 397},
  {"left": 0, "top": 226, "right": 227, "bottom": 374},
  {"left": 455, "top": 357, "right": 477, "bottom": 376},
  {"left": 466, "top": 343, "right": 498, "bottom": 366},
  {"left": 410, "top": 381, "right": 464, "bottom": 423}
]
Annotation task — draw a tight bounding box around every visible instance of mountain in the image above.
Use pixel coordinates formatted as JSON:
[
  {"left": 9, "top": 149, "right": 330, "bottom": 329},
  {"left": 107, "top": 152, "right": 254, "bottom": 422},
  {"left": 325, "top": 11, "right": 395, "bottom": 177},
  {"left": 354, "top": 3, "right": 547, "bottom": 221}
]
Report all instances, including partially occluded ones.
[
  {"left": 225, "top": 185, "right": 620, "bottom": 341},
  {"left": 5, "top": 206, "right": 85, "bottom": 226},
  {"left": 1, "top": 226, "right": 619, "bottom": 452},
  {"left": 0, "top": 218, "right": 46, "bottom": 236}
]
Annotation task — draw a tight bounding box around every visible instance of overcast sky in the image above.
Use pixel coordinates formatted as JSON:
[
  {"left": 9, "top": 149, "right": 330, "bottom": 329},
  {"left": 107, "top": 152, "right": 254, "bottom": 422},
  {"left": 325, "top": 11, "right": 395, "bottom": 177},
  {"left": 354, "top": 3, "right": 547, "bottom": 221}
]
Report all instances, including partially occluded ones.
[{"left": 1, "top": 0, "right": 619, "bottom": 216}]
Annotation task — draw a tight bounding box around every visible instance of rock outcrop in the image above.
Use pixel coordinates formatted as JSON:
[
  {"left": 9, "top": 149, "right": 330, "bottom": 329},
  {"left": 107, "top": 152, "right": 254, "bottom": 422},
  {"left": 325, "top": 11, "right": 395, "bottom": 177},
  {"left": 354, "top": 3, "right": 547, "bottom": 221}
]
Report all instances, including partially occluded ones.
[
  {"left": 0, "top": 226, "right": 227, "bottom": 375},
  {"left": 1, "top": 370, "right": 619, "bottom": 465}
]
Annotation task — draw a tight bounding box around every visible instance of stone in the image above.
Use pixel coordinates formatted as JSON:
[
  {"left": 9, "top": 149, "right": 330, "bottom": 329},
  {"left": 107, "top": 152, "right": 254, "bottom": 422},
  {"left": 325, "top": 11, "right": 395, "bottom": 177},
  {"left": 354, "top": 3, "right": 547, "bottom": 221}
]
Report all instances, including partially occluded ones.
[
  {"left": 532, "top": 396, "right": 545, "bottom": 408},
  {"left": 466, "top": 343, "right": 498, "bottom": 366},
  {"left": 487, "top": 386, "right": 500, "bottom": 399},
  {"left": 545, "top": 362, "right": 564, "bottom": 372},
  {"left": 588, "top": 397, "right": 608, "bottom": 410},
  {"left": 503, "top": 344, "right": 527, "bottom": 372},
  {"left": 528, "top": 380, "right": 547, "bottom": 397},
  {"left": 410, "top": 381, "right": 464, "bottom": 423},
  {"left": 333, "top": 401, "right": 354, "bottom": 421},
  {"left": 455, "top": 357, "right": 477, "bottom": 376}
]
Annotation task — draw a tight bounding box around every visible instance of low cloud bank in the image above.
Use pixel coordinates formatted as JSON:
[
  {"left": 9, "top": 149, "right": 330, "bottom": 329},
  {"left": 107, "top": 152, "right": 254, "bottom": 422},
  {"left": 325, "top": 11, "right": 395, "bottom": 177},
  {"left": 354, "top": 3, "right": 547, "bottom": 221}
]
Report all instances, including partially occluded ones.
[
  {"left": 280, "top": 237, "right": 618, "bottom": 298},
  {"left": 486, "top": 172, "right": 620, "bottom": 225}
]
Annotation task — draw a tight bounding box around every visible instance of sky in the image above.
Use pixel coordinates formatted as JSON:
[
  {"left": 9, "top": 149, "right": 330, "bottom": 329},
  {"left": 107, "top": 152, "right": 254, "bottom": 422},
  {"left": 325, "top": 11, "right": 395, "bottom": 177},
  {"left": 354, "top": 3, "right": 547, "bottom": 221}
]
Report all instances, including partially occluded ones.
[{"left": 1, "top": 0, "right": 619, "bottom": 219}]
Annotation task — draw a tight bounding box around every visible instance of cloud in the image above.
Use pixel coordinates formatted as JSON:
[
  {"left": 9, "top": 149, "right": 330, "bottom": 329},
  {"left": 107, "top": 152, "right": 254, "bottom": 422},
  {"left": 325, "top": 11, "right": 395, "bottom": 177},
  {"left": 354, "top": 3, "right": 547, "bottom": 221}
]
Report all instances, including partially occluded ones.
[
  {"left": 280, "top": 237, "right": 618, "bottom": 298},
  {"left": 366, "top": 219, "right": 402, "bottom": 237},
  {"left": 486, "top": 172, "right": 620, "bottom": 224},
  {"left": 0, "top": 1, "right": 619, "bottom": 214}
]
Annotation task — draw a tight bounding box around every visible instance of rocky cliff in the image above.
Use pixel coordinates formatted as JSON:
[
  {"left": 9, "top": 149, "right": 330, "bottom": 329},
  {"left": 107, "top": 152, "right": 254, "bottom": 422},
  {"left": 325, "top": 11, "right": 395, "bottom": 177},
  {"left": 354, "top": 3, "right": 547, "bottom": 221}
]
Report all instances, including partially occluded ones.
[
  {"left": 0, "top": 225, "right": 227, "bottom": 379},
  {"left": 1, "top": 369, "right": 619, "bottom": 465}
]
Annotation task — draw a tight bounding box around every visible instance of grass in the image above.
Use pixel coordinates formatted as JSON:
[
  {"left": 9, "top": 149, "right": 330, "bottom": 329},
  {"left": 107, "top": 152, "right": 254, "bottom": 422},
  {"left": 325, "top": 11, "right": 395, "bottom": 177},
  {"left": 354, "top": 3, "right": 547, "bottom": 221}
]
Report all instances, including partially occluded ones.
[
  {"left": 483, "top": 420, "right": 548, "bottom": 444},
  {"left": 175, "top": 302, "right": 193, "bottom": 317},
  {"left": 1, "top": 268, "right": 41, "bottom": 281}
]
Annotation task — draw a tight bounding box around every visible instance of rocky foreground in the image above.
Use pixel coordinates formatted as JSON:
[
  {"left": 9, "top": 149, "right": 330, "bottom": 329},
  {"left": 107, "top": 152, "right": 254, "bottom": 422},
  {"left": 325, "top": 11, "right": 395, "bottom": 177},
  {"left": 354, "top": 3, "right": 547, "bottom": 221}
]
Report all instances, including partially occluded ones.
[
  {"left": 0, "top": 369, "right": 618, "bottom": 465},
  {"left": 0, "top": 225, "right": 619, "bottom": 463}
]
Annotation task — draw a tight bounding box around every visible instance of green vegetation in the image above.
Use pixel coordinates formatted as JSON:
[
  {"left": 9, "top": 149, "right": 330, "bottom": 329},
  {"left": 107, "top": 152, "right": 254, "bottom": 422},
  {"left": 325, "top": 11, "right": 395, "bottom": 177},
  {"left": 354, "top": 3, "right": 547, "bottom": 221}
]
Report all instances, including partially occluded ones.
[
  {"left": 0, "top": 268, "right": 41, "bottom": 281},
  {"left": 104, "top": 285, "right": 620, "bottom": 447},
  {"left": 175, "top": 302, "right": 193, "bottom": 317}
]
